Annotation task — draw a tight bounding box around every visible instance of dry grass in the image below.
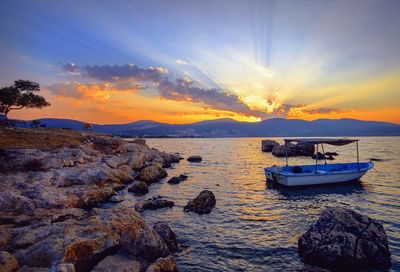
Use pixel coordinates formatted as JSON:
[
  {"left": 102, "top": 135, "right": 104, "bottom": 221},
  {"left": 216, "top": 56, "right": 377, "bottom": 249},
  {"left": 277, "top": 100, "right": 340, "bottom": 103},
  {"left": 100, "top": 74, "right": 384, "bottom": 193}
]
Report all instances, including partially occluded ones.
[{"left": 0, "top": 128, "right": 87, "bottom": 150}]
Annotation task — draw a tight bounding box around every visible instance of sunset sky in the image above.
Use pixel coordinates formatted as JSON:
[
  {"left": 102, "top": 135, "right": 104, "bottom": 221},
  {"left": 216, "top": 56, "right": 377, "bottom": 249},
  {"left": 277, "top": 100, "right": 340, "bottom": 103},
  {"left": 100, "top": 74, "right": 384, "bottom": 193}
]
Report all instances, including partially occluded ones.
[{"left": 1, "top": 0, "right": 399, "bottom": 124}]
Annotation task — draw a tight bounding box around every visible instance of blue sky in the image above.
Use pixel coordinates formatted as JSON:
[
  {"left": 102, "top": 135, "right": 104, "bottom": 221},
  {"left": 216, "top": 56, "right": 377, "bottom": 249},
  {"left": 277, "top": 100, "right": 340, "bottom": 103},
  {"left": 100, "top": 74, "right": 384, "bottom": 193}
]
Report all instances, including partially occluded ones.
[{"left": 1, "top": 0, "right": 400, "bottom": 123}]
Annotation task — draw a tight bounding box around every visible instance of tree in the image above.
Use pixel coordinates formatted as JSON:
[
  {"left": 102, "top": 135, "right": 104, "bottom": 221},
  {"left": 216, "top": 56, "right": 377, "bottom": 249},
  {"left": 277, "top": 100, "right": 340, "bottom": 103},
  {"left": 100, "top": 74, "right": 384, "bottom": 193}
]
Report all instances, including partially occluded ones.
[{"left": 0, "top": 80, "right": 50, "bottom": 116}]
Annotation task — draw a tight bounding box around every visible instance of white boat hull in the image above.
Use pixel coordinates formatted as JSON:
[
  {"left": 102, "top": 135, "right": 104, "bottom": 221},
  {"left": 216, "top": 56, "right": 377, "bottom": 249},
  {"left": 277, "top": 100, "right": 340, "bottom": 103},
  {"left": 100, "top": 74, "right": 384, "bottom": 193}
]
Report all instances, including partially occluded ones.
[
  {"left": 265, "top": 162, "right": 374, "bottom": 187},
  {"left": 274, "top": 170, "right": 368, "bottom": 186}
]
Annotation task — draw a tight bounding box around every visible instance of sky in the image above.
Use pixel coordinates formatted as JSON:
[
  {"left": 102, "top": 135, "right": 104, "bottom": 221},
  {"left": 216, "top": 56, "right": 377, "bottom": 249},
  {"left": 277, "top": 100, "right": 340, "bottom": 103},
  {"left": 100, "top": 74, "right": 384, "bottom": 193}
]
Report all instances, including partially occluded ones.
[{"left": 0, "top": 0, "right": 399, "bottom": 124}]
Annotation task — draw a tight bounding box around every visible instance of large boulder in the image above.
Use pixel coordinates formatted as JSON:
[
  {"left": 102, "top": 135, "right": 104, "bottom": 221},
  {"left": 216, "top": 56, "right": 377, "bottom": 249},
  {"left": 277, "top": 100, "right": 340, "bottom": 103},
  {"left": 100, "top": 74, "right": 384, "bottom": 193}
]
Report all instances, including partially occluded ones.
[
  {"left": 272, "top": 143, "right": 315, "bottom": 157},
  {"left": 145, "top": 256, "right": 178, "bottom": 272},
  {"left": 0, "top": 251, "right": 19, "bottom": 272},
  {"left": 184, "top": 190, "right": 216, "bottom": 215},
  {"left": 138, "top": 165, "right": 167, "bottom": 184},
  {"left": 153, "top": 222, "right": 178, "bottom": 252},
  {"left": 128, "top": 181, "right": 149, "bottom": 195},
  {"left": 135, "top": 197, "right": 175, "bottom": 213},
  {"left": 92, "top": 253, "right": 141, "bottom": 272},
  {"left": 261, "top": 140, "right": 279, "bottom": 152},
  {"left": 298, "top": 207, "right": 391, "bottom": 270}
]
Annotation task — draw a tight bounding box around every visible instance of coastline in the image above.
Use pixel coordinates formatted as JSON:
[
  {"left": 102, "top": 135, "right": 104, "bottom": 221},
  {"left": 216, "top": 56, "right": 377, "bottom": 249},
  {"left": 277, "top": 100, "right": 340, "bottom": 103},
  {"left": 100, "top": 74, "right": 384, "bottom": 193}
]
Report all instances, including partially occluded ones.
[{"left": 0, "top": 127, "right": 182, "bottom": 271}]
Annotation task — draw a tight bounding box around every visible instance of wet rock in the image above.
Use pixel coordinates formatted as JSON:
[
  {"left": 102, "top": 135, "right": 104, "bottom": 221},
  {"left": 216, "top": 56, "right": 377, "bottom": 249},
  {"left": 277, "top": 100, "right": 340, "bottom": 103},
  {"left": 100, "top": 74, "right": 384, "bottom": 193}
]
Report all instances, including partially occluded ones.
[
  {"left": 0, "top": 251, "right": 19, "bottom": 272},
  {"left": 128, "top": 181, "right": 149, "bottom": 195},
  {"left": 92, "top": 253, "right": 141, "bottom": 272},
  {"left": 298, "top": 207, "right": 391, "bottom": 270},
  {"left": 261, "top": 140, "right": 279, "bottom": 152},
  {"left": 145, "top": 256, "right": 178, "bottom": 272},
  {"left": 153, "top": 222, "right": 178, "bottom": 252},
  {"left": 120, "top": 221, "right": 170, "bottom": 261},
  {"left": 184, "top": 190, "right": 216, "bottom": 214},
  {"left": 138, "top": 165, "right": 167, "bottom": 184},
  {"left": 370, "top": 157, "right": 385, "bottom": 162},
  {"left": 167, "top": 175, "right": 188, "bottom": 185},
  {"left": 187, "top": 155, "right": 202, "bottom": 162},
  {"left": 135, "top": 197, "right": 174, "bottom": 213}
]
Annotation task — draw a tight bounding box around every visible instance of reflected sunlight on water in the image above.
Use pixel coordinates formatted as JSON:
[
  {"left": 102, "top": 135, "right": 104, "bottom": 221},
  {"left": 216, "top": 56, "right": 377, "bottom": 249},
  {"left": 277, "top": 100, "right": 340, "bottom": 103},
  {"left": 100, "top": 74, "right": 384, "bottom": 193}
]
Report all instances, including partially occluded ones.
[{"left": 119, "top": 137, "right": 400, "bottom": 271}]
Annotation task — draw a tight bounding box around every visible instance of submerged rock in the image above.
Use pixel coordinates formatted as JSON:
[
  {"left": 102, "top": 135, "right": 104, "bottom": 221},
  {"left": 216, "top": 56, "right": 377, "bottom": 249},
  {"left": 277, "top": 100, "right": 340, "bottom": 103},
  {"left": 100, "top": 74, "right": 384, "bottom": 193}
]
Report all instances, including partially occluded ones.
[
  {"left": 187, "top": 155, "right": 202, "bottom": 162},
  {"left": 138, "top": 165, "right": 167, "bottom": 184},
  {"left": 0, "top": 251, "right": 19, "bottom": 272},
  {"left": 135, "top": 196, "right": 174, "bottom": 213},
  {"left": 261, "top": 140, "right": 279, "bottom": 152},
  {"left": 153, "top": 222, "right": 178, "bottom": 252},
  {"left": 184, "top": 190, "right": 216, "bottom": 214},
  {"left": 167, "top": 175, "right": 188, "bottom": 185},
  {"left": 145, "top": 256, "right": 178, "bottom": 272},
  {"left": 298, "top": 207, "right": 391, "bottom": 270},
  {"left": 311, "top": 152, "right": 326, "bottom": 160},
  {"left": 324, "top": 152, "right": 338, "bottom": 156},
  {"left": 128, "top": 181, "right": 149, "bottom": 195}
]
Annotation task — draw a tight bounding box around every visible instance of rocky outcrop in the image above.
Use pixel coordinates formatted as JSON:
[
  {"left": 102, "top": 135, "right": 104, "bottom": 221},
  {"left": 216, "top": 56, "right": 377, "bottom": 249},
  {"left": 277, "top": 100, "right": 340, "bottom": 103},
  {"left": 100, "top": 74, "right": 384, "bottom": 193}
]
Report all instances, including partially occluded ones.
[
  {"left": 135, "top": 197, "right": 175, "bottom": 213},
  {"left": 145, "top": 256, "right": 178, "bottom": 272},
  {"left": 153, "top": 222, "right": 178, "bottom": 252},
  {"left": 128, "top": 181, "right": 149, "bottom": 195},
  {"left": 272, "top": 143, "right": 315, "bottom": 157},
  {"left": 167, "top": 175, "right": 188, "bottom": 185},
  {"left": 184, "top": 190, "right": 216, "bottom": 214},
  {"left": 187, "top": 155, "right": 202, "bottom": 162},
  {"left": 261, "top": 140, "right": 279, "bottom": 152},
  {"left": 298, "top": 207, "right": 391, "bottom": 270},
  {"left": 138, "top": 165, "right": 168, "bottom": 184},
  {"left": 0, "top": 129, "right": 181, "bottom": 271},
  {"left": 0, "top": 251, "right": 19, "bottom": 272}
]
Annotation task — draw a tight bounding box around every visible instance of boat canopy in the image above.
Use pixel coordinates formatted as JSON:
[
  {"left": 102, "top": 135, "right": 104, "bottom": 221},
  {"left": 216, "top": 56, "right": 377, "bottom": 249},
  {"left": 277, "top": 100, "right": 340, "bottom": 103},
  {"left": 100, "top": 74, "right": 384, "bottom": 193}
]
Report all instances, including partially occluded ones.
[{"left": 284, "top": 138, "right": 358, "bottom": 146}]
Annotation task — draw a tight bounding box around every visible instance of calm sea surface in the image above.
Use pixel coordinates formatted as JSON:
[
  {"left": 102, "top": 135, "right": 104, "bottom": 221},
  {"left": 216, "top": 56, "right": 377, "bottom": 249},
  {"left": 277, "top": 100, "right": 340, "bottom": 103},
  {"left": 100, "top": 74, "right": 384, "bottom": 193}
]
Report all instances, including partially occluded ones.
[{"left": 120, "top": 137, "right": 400, "bottom": 271}]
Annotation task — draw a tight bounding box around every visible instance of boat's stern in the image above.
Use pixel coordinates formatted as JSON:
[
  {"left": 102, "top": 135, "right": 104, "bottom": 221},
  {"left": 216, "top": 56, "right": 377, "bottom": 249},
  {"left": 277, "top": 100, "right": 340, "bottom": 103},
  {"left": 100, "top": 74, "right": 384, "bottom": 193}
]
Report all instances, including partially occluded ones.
[{"left": 264, "top": 165, "right": 282, "bottom": 181}]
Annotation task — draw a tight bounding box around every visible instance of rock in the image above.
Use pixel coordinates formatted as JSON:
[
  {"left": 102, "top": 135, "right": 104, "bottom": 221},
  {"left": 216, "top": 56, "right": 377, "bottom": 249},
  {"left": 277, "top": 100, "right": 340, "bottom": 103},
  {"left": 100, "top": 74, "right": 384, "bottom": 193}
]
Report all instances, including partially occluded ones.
[
  {"left": 135, "top": 197, "right": 174, "bottom": 213},
  {"left": 145, "top": 256, "right": 178, "bottom": 272},
  {"left": 109, "top": 195, "right": 124, "bottom": 203},
  {"left": 49, "top": 263, "right": 75, "bottom": 272},
  {"left": 153, "top": 222, "right": 178, "bottom": 252},
  {"left": 138, "top": 165, "right": 167, "bottom": 184},
  {"left": 298, "top": 207, "right": 391, "bottom": 270},
  {"left": 0, "top": 251, "right": 19, "bottom": 272},
  {"left": 11, "top": 206, "right": 168, "bottom": 271},
  {"left": 261, "top": 140, "right": 279, "bottom": 152},
  {"left": 128, "top": 181, "right": 149, "bottom": 195},
  {"left": 92, "top": 253, "right": 141, "bottom": 272},
  {"left": 187, "top": 155, "right": 202, "bottom": 162},
  {"left": 370, "top": 158, "right": 385, "bottom": 162},
  {"left": 184, "top": 190, "right": 216, "bottom": 214},
  {"left": 120, "top": 220, "right": 170, "bottom": 261},
  {"left": 132, "top": 138, "right": 146, "bottom": 145},
  {"left": 272, "top": 143, "right": 315, "bottom": 157},
  {"left": 167, "top": 175, "right": 188, "bottom": 185}
]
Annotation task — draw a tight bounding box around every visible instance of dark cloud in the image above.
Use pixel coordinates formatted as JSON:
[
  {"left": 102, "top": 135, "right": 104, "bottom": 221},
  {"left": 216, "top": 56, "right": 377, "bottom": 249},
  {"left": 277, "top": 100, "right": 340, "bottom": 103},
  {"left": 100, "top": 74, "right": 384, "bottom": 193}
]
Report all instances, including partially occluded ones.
[
  {"left": 62, "top": 63, "right": 167, "bottom": 82},
  {"left": 303, "top": 107, "right": 340, "bottom": 114}
]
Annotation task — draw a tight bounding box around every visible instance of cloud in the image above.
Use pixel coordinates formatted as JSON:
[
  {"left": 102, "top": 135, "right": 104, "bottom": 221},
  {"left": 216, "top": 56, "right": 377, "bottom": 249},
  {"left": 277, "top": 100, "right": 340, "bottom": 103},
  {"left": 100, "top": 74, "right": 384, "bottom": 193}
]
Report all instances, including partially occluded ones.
[
  {"left": 62, "top": 63, "right": 168, "bottom": 82},
  {"left": 158, "top": 79, "right": 268, "bottom": 119},
  {"left": 47, "top": 81, "right": 141, "bottom": 102},
  {"left": 175, "top": 59, "right": 188, "bottom": 65}
]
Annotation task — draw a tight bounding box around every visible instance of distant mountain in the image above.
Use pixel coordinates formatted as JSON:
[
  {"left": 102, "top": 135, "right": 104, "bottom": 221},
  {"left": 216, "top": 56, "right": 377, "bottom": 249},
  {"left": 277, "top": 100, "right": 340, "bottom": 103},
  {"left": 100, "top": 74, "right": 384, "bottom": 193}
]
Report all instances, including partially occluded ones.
[{"left": 36, "top": 118, "right": 400, "bottom": 137}]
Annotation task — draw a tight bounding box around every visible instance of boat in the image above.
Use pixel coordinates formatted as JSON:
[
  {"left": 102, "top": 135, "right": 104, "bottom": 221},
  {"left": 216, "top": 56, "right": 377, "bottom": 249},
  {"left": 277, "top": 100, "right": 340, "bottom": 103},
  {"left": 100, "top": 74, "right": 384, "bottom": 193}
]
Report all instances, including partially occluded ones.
[{"left": 264, "top": 138, "right": 374, "bottom": 187}]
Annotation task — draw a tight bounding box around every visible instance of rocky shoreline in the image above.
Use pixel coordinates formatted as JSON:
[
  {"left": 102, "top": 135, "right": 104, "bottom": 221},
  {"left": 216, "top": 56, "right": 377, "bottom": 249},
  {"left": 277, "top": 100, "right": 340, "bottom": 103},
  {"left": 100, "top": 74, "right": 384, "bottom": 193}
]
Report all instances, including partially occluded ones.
[
  {"left": 0, "top": 128, "right": 184, "bottom": 272},
  {"left": 0, "top": 129, "right": 392, "bottom": 271}
]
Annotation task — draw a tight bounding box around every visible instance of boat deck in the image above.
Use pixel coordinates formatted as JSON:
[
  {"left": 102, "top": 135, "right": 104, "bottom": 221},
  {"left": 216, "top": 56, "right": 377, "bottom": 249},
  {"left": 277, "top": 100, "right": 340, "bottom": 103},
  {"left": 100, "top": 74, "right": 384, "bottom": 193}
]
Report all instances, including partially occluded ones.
[{"left": 279, "top": 162, "right": 373, "bottom": 176}]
